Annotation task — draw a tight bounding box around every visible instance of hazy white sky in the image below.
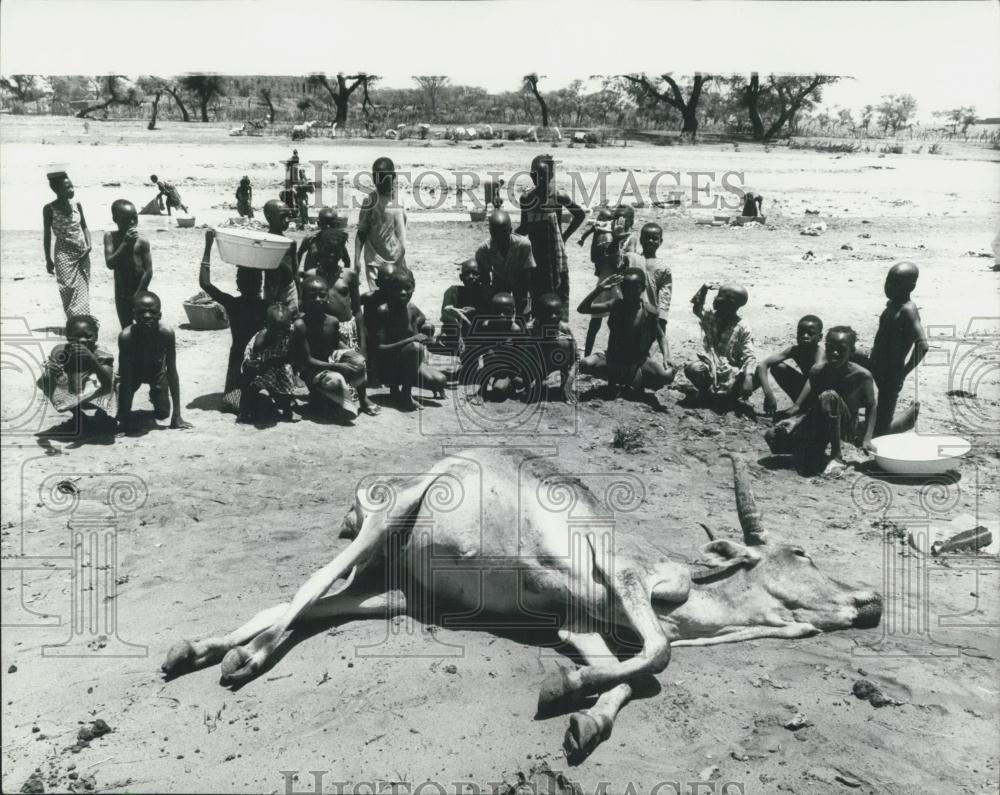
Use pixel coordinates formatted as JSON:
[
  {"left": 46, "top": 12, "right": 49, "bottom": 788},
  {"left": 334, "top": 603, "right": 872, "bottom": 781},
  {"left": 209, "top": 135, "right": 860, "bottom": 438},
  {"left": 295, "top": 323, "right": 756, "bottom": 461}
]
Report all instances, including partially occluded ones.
[{"left": 2, "top": 0, "right": 998, "bottom": 120}]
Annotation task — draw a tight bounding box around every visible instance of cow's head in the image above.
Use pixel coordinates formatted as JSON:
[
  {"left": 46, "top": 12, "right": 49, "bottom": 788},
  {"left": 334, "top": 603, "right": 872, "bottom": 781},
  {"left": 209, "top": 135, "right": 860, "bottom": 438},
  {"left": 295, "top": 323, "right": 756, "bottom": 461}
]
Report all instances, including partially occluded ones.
[{"left": 691, "top": 457, "right": 882, "bottom": 633}]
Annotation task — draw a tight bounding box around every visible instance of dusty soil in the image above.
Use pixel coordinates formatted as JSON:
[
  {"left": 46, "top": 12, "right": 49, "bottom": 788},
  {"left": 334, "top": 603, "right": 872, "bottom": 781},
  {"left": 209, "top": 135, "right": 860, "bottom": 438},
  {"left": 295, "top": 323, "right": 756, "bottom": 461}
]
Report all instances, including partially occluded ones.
[{"left": 2, "top": 118, "right": 999, "bottom": 794}]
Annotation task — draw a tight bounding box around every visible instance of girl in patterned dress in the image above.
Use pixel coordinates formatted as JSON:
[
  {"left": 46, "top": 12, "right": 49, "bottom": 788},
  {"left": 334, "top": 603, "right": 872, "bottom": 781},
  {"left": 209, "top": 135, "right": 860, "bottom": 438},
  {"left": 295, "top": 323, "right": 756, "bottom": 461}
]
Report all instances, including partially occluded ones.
[
  {"left": 43, "top": 172, "right": 92, "bottom": 318},
  {"left": 239, "top": 304, "right": 297, "bottom": 422}
]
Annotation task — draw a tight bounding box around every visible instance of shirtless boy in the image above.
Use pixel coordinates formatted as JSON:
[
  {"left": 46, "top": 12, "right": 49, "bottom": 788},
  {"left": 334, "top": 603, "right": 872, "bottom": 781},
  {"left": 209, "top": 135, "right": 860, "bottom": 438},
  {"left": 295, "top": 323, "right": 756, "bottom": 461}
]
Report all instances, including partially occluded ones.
[
  {"left": 756, "top": 315, "right": 825, "bottom": 415},
  {"left": 859, "top": 262, "right": 926, "bottom": 435},
  {"left": 765, "top": 326, "right": 877, "bottom": 475},
  {"left": 298, "top": 208, "right": 350, "bottom": 276},
  {"left": 578, "top": 269, "right": 674, "bottom": 403},
  {"left": 373, "top": 269, "right": 446, "bottom": 410},
  {"left": 104, "top": 200, "right": 152, "bottom": 328},
  {"left": 117, "top": 291, "right": 191, "bottom": 432},
  {"left": 526, "top": 293, "right": 578, "bottom": 404},
  {"left": 440, "top": 258, "right": 492, "bottom": 352}
]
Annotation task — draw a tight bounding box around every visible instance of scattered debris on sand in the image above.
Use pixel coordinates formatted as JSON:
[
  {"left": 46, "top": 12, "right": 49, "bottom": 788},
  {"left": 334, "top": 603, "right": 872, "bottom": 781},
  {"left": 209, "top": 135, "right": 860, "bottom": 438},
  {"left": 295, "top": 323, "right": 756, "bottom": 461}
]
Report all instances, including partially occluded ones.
[
  {"left": 931, "top": 526, "right": 992, "bottom": 556},
  {"left": 784, "top": 713, "right": 813, "bottom": 731},
  {"left": 853, "top": 679, "right": 902, "bottom": 708},
  {"left": 499, "top": 762, "right": 582, "bottom": 795},
  {"left": 612, "top": 424, "right": 647, "bottom": 452},
  {"left": 801, "top": 222, "right": 828, "bottom": 236}
]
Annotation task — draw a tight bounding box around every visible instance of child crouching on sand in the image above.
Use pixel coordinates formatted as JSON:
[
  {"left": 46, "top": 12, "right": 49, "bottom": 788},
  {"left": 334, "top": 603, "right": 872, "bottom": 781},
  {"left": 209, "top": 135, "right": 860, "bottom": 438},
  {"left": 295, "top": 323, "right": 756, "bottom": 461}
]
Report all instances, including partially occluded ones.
[
  {"left": 239, "top": 304, "right": 298, "bottom": 423},
  {"left": 38, "top": 314, "right": 116, "bottom": 432}
]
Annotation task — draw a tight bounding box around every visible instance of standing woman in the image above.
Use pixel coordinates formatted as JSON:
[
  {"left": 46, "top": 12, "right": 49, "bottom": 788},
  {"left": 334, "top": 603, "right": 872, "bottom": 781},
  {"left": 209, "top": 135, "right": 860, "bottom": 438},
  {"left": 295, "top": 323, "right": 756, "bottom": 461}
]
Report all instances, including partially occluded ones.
[
  {"left": 236, "top": 176, "right": 254, "bottom": 219},
  {"left": 43, "top": 171, "right": 93, "bottom": 318}
]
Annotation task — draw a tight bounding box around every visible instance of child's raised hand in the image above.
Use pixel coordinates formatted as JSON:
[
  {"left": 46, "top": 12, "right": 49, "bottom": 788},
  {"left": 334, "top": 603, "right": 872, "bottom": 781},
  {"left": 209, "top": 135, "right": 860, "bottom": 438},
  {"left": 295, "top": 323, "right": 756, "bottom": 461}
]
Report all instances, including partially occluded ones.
[
  {"left": 598, "top": 273, "right": 624, "bottom": 290},
  {"left": 126, "top": 227, "right": 139, "bottom": 241}
]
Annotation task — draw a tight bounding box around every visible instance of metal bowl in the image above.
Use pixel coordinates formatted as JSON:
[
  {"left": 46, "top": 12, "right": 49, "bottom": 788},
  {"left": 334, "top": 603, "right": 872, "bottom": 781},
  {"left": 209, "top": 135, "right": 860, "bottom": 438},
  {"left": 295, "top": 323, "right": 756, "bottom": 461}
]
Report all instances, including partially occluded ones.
[{"left": 871, "top": 432, "right": 971, "bottom": 476}]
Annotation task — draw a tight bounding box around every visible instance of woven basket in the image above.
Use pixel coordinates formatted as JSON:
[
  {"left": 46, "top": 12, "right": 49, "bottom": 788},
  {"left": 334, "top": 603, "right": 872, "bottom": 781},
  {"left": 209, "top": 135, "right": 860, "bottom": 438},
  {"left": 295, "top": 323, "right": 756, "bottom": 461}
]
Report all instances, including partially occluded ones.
[{"left": 183, "top": 301, "right": 229, "bottom": 330}]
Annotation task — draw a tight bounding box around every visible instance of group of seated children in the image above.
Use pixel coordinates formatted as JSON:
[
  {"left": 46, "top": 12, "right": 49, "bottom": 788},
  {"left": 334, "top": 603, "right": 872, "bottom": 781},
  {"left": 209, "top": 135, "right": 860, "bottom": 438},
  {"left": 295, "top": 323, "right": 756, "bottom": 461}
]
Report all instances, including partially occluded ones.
[
  {"left": 39, "top": 168, "right": 927, "bottom": 474},
  {"left": 756, "top": 263, "right": 927, "bottom": 474}
]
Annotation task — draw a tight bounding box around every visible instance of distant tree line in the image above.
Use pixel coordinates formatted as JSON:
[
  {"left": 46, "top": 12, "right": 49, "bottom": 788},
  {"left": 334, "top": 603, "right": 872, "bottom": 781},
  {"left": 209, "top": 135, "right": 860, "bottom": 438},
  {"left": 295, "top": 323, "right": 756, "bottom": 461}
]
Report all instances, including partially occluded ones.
[{"left": 0, "top": 72, "right": 988, "bottom": 143}]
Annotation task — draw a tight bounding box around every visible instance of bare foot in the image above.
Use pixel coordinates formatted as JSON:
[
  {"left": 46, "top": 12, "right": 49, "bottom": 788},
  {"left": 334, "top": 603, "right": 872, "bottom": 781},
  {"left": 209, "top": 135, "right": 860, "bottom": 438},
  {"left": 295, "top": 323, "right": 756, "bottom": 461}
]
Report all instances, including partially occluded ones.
[
  {"left": 359, "top": 400, "right": 381, "bottom": 416},
  {"left": 823, "top": 458, "right": 848, "bottom": 477}
]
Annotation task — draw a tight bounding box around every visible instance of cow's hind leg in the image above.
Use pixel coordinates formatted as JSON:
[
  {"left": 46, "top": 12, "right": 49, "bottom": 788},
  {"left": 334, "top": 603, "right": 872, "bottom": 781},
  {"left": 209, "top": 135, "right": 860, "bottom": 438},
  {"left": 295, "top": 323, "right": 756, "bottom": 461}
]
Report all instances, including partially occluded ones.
[
  {"left": 553, "top": 628, "right": 634, "bottom": 766},
  {"left": 162, "top": 602, "right": 289, "bottom": 677},
  {"left": 163, "top": 587, "right": 406, "bottom": 679}
]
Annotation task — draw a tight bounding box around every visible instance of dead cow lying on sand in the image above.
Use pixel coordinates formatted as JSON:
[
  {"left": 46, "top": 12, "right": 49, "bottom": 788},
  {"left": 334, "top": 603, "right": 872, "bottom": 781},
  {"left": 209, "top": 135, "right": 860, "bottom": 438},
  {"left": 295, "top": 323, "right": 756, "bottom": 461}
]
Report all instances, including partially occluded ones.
[{"left": 162, "top": 450, "right": 882, "bottom": 764}]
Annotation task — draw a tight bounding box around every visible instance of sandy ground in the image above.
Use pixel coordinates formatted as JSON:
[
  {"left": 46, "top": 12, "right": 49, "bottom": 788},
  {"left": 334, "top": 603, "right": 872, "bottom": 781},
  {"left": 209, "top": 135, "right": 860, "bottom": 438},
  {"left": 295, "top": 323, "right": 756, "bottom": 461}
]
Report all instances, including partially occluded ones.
[{"left": 2, "top": 118, "right": 999, "bottom": 794}]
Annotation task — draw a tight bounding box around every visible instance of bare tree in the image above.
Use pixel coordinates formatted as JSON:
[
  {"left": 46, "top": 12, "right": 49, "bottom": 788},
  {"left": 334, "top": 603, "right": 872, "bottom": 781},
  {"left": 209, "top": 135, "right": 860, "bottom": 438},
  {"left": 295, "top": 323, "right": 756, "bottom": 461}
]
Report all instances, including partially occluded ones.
[
  {"left": 308, "top": 72, "right": 378, "bottom": 130},
  {"left": 412, "top": 76, "right": 450, "bottom": 122},
  {"left": 180, "top": 74, "right": 226, "bottom": 122},
  {"left": 1, "top": 74, "right": 53, "bottom": 102},
  {"left": 75, "top": 75, "right": 140, "bottom": 119},
  {"left": 259, "top": 86, "right": 277, "bottom": 123},
  {"left": 877, "top": 94, "right": 917, "bottom": 135},
  {"left": 137, "top": 77, "right": 164, "bottom": 129},
  {"left": 618, "top": 73, "right": 712, "bottom": 138},
  {"left": 742, "top": 74, "right": 840, "bottom": 141},
  {"left": 522, "top": 73, "right": 550, "bottom": 127},
  {"left": 162, "top": 80, "right": 191, "bottom": 122}
]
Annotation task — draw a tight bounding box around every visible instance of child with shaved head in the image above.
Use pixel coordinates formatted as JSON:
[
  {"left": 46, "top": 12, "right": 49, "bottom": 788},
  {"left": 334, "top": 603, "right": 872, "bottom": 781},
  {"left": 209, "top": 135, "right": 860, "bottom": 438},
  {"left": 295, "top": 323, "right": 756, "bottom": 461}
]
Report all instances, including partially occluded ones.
[
  {"left": 356, "top": 156, "right": 408, "bottom": 294},
  {"left": 766, "top": 326, "right": 877, "bottom": 475},
  {"left": 293, "top": 275, "right": 373, "bottom": 418},
  {"left": 756, "top": 315, "right": 825, "bottom": 415},
  {"left": 117, "top": 291, "right": 191, "bottom": 432},
  {"left": 440, "top": 258, "right": 492, "bottom": 353},
  {"left": 240, "top": 304, "right": 297, "bottom": 423},
  {"left": 104, "top": 199, "right": 152, "bottom": 328},
  {"left": 38, "top": 314, "right": 116, "bottom": 431},
  {"left": 373, "top": 269, "right": 446, "bottom": 410},
  {"left": 685, "top": 282, "right": 757, "bottom": 403},
  {"left": 298, "top": 208, "right": 350, "bottom": 277},
  {"left": 855, "top": 262, "right": 926, "bottom": 435},
  {"left": 578, "top": 268, "right": 674, "bottom": 404},
  {"left": 526, "top": 293, "right": 578, "bottom": 404},
  {"left": 262, "top": 199, "right": 299, "bottom": 314}
]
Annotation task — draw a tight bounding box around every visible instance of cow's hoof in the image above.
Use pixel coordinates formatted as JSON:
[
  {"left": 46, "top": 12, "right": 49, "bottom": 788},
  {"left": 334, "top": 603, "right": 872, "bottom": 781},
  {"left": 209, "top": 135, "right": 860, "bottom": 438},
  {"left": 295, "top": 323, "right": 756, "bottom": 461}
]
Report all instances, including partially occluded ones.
[
  {"left": 219, "top": 646, "right": 256, "bottom": 687},
  {"left": 564, "top": 711, "right": 609, "bottom": 766},
  {"left": 161, "top": 640, "right": 197, "bottom": 677},
  {"left": 536, "top": 668, "right": 583, "bottom": 717}
]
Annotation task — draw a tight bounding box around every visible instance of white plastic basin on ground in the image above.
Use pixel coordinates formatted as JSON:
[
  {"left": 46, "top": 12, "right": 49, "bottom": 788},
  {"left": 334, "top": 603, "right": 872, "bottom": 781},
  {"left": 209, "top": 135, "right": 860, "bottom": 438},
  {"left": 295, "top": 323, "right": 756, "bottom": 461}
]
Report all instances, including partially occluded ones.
[
  {"left": 214, "top": 227, "right": 292, "bottom": 270},
  {"left": 871, "top": 432, "right": 971, "bottom": 476}
]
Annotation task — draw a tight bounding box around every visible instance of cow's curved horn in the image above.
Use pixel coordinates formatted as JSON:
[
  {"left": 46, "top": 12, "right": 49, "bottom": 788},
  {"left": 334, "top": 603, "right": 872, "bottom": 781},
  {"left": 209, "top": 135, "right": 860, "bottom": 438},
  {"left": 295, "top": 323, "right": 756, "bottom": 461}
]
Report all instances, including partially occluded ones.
[
  {"left": 725, "top": 454, "right": 767, "bottom": 545},
  {"left": 698, "top": 522, "right": 716, "bottom": 541}
]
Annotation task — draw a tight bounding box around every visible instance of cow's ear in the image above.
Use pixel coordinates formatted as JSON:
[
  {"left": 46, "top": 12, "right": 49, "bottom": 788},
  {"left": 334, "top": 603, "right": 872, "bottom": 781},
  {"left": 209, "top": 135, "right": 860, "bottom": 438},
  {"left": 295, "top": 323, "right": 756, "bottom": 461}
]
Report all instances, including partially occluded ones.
[{"left": 697, "top": 539, "right": 761, "bottom": 569}]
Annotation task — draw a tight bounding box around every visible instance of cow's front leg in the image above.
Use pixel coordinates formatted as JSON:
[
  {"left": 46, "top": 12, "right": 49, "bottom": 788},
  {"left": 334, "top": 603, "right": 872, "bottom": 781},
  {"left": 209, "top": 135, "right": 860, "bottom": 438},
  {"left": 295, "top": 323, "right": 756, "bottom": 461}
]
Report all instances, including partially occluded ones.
[
  {"left": 537, "top": 571, "right": 670, "bottom": 714},
  {"left": 546, "top": 627, "right": 635, "bottom": 766}
]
